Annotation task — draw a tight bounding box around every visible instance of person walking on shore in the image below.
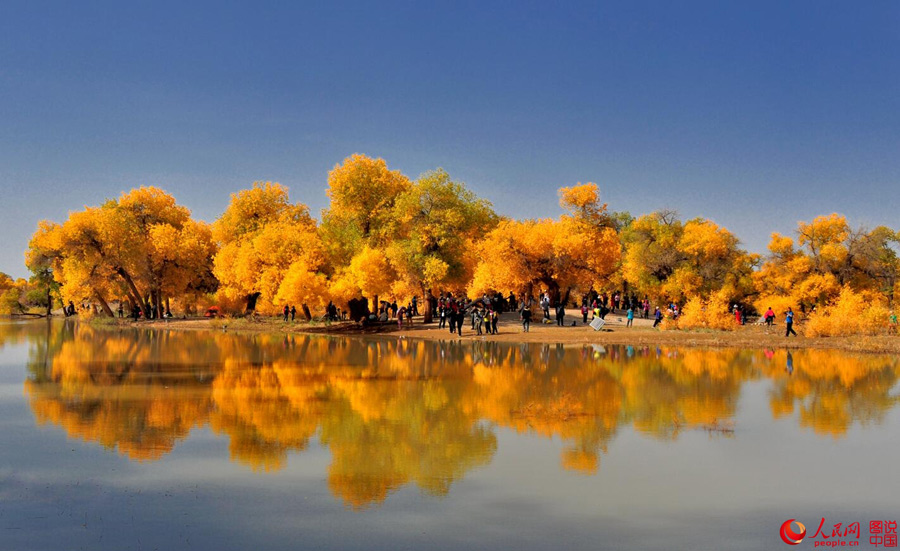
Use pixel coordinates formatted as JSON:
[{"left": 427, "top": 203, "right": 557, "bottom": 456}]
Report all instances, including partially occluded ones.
[
  {"left": 653, "top": 307, "right": 662, "bottom": 328},
  {"left": 785, "top": 308, "right": 798, "bottom": 337}
]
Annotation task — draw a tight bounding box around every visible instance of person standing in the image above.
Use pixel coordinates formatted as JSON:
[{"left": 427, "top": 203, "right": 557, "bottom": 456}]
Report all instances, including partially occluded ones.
[
  {"left": 626, "top": 306, "right": 634, "bottom": 327},
  {"left": 785, "top": 308, "right": 798, "bottom": 337},
  {"left": 290, "top": 305, "right": 296, "bottom": 322},
  {"left": 556, "top": 303, "right": 565, "bottom": 326},
  {"left": 521, "top": 298, "right": 533, "bottom": 333},
  {"left": 491, "top": 308, "right": 499, "bottom": 335},
  {"left": 581, "top": 301, "right": 589, "bottom": 324},
  {"left": 448, "top": 301, "right": 457, "bottom": 334}
]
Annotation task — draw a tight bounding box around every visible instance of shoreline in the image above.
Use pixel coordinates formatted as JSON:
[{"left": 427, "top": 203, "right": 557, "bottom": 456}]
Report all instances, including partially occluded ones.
[{"left": 94, "top": 310, "right": 900, "bottom": 355}]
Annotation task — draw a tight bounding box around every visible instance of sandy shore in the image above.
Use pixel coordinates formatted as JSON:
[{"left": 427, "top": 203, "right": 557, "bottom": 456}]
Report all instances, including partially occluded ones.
[{"left": 130, "top": 308, "right": 900, "bottom": 354}]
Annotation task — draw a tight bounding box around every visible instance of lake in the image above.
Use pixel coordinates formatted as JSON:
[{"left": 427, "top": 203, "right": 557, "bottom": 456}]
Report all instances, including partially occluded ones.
[{"left": 1, "top": 319, "right": 897, "bottom": 550}]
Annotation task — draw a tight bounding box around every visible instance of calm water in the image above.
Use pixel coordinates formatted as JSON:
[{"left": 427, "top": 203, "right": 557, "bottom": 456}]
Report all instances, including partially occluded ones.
[{"left": 1, "top": 320, "right": 898, "bottom": 550}]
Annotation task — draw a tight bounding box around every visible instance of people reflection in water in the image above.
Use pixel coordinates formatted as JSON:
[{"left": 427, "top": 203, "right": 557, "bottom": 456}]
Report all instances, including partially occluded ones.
[{"left": 786, "top": 351, "right": 794, "bottom": 375}]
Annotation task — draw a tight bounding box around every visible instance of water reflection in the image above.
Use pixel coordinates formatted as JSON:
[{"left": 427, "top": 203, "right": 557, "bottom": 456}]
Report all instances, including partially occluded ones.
[{"left": 6, "top": 321, "right": 899, "bottom": 508}]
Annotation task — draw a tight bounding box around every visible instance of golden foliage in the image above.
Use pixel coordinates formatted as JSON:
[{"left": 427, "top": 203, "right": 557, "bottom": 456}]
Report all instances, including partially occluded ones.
[
  {"left": 469, "top": 194, "right": 620, "bottom": 299},
  {"left": 805, "top": 287, "right": 892, "bottom": 337},
  {"left": 621, "top": 212, "right": 753, "bottom": 304},
  {"left": 674, "top": 289, "right": 736, "bottom": 330},
  {"left": 213, "top": 182, "right": 324, "bottom": 313}
]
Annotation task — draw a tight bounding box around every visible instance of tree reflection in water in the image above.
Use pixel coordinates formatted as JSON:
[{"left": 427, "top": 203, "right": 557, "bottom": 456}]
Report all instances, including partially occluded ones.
[{"left": 7, "top": 321, "right": 897, "bottom": 508}]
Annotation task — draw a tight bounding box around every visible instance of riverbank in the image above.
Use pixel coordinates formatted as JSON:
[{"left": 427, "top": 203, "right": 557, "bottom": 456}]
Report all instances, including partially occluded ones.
[{"left": 113, "top": 309, "right": 900, "bottom": 354}]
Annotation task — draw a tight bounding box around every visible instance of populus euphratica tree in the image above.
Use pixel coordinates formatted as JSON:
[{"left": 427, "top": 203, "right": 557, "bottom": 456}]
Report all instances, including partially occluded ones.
[
  {"left": 213, "top": 182, "right": 326, "bottom": 316},
  {"left": 468, "top": 183, "right": 620, "bottom": 305}
]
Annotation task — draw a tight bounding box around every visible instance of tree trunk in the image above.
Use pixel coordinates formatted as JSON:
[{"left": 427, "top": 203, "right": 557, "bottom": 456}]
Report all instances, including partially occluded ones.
[
  {"left": 94, "top": 291, "right": 115, "bottom": 317},
  {"left": 301, "top": 303, "right": 312, "bottom": 321},
  {"left": 117, "top": 268, "right": 151, "bottom": 318},
  {"left": 46, "top": 286, "right": 52, "bottom": 317},
  {"left": 422, "top": 285, "right": 433, "bottom": 324},
  {"left": 245, "top": 292, "right": 261, "bottom": 314},
  {"left": 373, "top": 294, "right": 379, "bottom": 316},
  {"left": 165, "top": 297, "right": 170, "bottom": 316},
  {"left": 542, "top": 279, "right": 561, "bottom": 306},
  {"left": 561, "top": 286, "right": 573, "bottom": 308}
]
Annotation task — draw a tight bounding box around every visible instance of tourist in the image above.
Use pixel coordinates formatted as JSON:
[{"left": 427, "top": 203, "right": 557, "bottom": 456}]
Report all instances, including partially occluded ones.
[
  {"left": 581, "top": 301, "right": 589, "bottom": 324},
  {"left": 785, "top": 307, "right": 798, "bottom": 337},
  {"left": 290, "top": 305, "right": 296, "bottom": 322},
  {"left": 653, "top": 307, "right": 662, "bottom": 328},
  {"left": 626, "top": 306, "right": 634, "bottom": 327},
  {"left": 448, "top": 301, "right": 457, "bottom": 334},
  {"left": 282, "top": 305, "right": 289, "bottom": 322},
  {"left": 521, "top": 298, "right": 533, "bottom": 333},
  {"left": 764, "top": 306, "right": 775, "bottom": 326}
]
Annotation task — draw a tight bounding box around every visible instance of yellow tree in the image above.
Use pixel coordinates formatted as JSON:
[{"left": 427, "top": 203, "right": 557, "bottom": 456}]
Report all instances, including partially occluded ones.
[
  {"left": 26, "top": 187, "right": 215, "bottom": 317},
  {"left": 754, "top": 214, "right": 900, "bottom": 313},
  {"left": 0, "top": 272, "right": 22, "bottom": 314},
  {"left": 469, "top": 183, "right": 620, "bottom": 304},
  {"left": 213, "top": 182, "right": 325, "bottom": 315},
  {"left": 387, "top": 169, "right": 497, "bottom": 322},
  {"left": 26, "top": 209, "right": 125, "bottom": 316},
  {"left": 320, "top": 154, "right": 412, "bottom": 262},
  {"left": 320, "top": 154, "right": 412, "bottom": 312},
  {"left": 621, "top": 210, "right": 754, "bottom": 305}
]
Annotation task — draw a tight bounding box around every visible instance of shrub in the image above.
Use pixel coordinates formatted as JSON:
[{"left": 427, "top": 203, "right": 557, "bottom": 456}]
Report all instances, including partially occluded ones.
[
  {"left": 804, "top": 286, "right": 891, "bottom": 337},
  {"left": 675, "top": 290, "right": 735, "bottom": 330}
]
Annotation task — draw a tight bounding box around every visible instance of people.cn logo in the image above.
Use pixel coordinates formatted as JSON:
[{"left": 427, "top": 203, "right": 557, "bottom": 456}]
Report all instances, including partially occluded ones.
[{"left": 780, "top": 519, "right": 807, "bottom": 545}]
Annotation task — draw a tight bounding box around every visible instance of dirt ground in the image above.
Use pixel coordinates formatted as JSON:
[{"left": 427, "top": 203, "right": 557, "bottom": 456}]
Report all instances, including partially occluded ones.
[{"left": 137, "top": 308, "right": 900, "bottom": 354}]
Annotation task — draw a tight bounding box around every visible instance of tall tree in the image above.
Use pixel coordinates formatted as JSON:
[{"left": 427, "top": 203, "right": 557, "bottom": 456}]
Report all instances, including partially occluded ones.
[
  {"left": 213, "top": 182, "right": 324, "bottom": 314},
  {"left": 621, "top": 211, "right": 754, "bottom": 304},
  {"left": 469, "top": 183, "right": 620, "bottom": 305},
  {"left": 387, "top": 169, "right": 497, "bottom": 322},
  {"left": 321, "top": 154, "right": 411, "bottom": 312}
]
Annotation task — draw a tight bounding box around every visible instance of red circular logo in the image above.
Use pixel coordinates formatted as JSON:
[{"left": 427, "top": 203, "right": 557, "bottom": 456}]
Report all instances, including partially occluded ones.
[{"left": 780, "top": 519, "right": 806, "bottom": 545}]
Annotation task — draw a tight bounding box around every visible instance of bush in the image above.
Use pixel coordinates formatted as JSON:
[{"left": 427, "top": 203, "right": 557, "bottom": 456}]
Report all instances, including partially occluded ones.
[
  {"left": 675, "top": 290, "right": 736, "bottom": 331},
  {"left": 804, "top": 287, "right": 891, "bottom": 337}
]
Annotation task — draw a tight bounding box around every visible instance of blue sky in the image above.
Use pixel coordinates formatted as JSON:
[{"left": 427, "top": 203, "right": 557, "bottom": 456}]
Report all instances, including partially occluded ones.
[{"left": 1, "top": 1, "right": 898, "bottom": 278}]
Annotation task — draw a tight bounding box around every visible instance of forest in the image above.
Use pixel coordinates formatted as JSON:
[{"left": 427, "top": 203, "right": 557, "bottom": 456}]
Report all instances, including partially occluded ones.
[{"left": 3, "top": 154, "right": 899, "bottom": 336}]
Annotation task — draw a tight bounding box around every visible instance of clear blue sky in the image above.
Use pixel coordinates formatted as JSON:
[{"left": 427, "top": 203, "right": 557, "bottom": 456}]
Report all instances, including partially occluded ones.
[{"left": 1, "top": 1, "right": 898, "bottom": 279}]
